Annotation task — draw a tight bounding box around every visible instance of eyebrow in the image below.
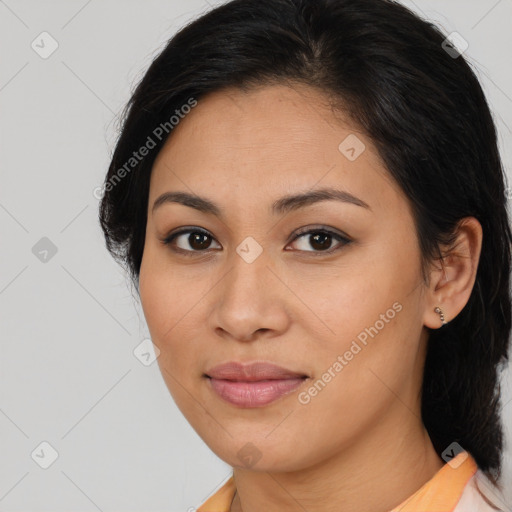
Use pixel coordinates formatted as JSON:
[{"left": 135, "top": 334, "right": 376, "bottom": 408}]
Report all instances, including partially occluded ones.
[{"left": 151, "top": 186, "right": 371, "bottom": 218}]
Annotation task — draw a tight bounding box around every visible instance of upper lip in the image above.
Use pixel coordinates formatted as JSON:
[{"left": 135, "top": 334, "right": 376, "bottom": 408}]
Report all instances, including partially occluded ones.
[{"left": 205, "top": 361, "right": 308, "bottom": 381}]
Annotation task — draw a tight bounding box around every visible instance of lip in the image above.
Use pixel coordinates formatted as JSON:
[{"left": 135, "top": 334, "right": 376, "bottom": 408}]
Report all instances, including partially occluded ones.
[
  {"left": 205, "top": 361, "right": 308, "bottom": 381},
  {"left": 205, "top": 361, "right": 309, "bottom": 408}
]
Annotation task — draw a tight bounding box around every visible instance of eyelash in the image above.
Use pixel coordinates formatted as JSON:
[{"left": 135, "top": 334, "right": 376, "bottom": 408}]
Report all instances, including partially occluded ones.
[{"left": 160, "top": 225, "right": 352, "bottom": 257}]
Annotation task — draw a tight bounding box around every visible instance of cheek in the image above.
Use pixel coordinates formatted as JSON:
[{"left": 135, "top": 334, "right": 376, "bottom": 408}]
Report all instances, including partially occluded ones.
[
  {"left": 297, "top": 246, "right": 422, "bottom": 394},
  {"left": 139, "top": 262, "right": 202, "bottom": 414},
  {"left": 139, "top": 251, "right": 205, "bottom": 375},
  {"left": 294, "top": 261, "right": 400, "bottom": 345},
  {"left": 139, "top": 244, "right": 186, "bottom": 333},
  {"left": 139, "top": 267, "right": 166, "bottom": 338},
  {"left": 139, "top": 260, "right": 182, "bottom": 376},
  {"left": 140, "top": 276, "right": 187, "bottom": 355}
]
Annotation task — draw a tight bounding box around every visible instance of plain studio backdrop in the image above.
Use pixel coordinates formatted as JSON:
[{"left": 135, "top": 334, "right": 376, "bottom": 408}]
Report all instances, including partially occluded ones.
[{"left": 1, "top": 1, "right": 511, "bottom": 510}]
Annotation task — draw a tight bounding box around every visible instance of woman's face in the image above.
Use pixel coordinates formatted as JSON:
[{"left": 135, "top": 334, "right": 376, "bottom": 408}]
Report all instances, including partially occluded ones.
[{"left": 139, "top": 83, "right": 431, "bottom": 471}]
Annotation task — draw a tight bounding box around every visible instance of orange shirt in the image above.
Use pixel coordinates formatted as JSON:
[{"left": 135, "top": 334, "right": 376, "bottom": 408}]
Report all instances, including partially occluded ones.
[{"left": 196, "top": 451, "right": 507, "bottom": 511}]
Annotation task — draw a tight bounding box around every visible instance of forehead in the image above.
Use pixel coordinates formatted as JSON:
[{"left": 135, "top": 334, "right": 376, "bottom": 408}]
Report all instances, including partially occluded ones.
[
  {"left": 154, "top": 83, "right": 352, "bottom": 163},
  {"left": 149, "top": 84, "right": 400, "bottom": 215}
]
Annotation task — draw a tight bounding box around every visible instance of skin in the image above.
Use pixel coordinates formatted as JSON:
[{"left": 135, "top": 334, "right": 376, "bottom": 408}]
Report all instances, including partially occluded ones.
[{"left": 138, "top": 83, "right": 483, "bottom": 512}]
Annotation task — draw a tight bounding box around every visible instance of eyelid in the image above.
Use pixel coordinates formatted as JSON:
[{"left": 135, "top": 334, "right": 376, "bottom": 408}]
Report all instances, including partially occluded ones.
[
  {"left": 289, "top": 224, "right": 351, "bottom": 243},
  {"left": 161, "top": 224, "right": 352, "bottom": 255},
  {"left": 160, "top": 226, "right": 221, "bottom": 257},
  {"left": 286, "top": 225, "right": 351, "bottom": 255}
]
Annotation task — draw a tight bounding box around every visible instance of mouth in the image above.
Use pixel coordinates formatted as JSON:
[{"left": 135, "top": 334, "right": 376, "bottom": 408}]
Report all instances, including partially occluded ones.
[
  {"left": 204, "top": 375, "right": 309, "bottom": 383},
  {"left": 205, "top": 375, "right": 309, "bottom": 407},
  {"left": 204, "top": 360, "right": 309, "bottom": 381},
  {"left": 204, "top": 361, "right": 309, "bottom": 407},
  {"left": 205, "top": 376, "right": 308, "bottom": 381},
  {"left": 204, "top": 375, "right": 309, "bottom": 382}
]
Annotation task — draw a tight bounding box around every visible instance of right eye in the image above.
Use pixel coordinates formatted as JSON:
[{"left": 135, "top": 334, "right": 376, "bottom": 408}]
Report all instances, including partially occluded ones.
[{"left": 161, "top": 227, "right": 222, "bottom": 256}]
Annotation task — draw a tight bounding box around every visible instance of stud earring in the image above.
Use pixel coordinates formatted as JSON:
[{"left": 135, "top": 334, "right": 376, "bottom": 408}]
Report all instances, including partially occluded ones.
[{"left": 434, "top": 306, "right": 447, "bottom": 326}]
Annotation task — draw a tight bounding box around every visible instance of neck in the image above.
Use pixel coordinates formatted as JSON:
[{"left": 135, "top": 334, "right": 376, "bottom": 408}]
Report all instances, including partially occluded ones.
[{"left": 229, "top": 414, "right": 444, "bottom": 512}]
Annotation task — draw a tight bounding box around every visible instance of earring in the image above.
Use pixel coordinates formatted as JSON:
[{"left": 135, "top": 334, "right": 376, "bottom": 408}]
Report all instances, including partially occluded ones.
[{"left": 434, "top": 306, "right": 447, "bottom": 326}]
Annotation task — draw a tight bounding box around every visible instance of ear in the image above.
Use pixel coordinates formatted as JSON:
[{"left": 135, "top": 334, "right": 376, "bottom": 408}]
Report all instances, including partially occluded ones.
[{"left": 423, "top": 217, "right": 483, "bottom": 329}]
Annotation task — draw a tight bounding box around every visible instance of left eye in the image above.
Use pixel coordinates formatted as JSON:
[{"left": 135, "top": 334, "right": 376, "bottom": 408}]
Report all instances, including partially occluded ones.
[{"left": 289, "top": 229, "right": 350, "bottom": 253}]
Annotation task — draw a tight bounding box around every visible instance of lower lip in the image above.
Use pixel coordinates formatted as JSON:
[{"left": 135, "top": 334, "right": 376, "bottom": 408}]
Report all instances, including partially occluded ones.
[{"left": 207, "top": 377, "right": 307, "bottom": 407}]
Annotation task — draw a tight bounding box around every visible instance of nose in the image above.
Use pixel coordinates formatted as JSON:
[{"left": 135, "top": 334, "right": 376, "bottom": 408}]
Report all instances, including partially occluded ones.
[{"left": 209, "top": 250, "right": 290, "bottom": 343}]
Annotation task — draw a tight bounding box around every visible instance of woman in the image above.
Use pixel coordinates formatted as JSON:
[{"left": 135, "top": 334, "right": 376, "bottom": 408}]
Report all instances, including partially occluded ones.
[{"left": 98, "top": 0, "right": 511, "bottom": 510}]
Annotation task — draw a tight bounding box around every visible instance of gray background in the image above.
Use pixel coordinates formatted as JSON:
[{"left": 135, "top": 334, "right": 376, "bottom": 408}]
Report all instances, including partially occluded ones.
[{"left": 0, "top": 0, "right": 511, "bottom": 510}]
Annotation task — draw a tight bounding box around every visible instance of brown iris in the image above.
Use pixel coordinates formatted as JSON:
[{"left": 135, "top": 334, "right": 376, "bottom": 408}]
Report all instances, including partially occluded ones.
[
  {"left": 308, "top": 232, "right": 332, "bottom": 251},
  {"left": 188, "top": 232, "right": 212, "bottom": 250}
]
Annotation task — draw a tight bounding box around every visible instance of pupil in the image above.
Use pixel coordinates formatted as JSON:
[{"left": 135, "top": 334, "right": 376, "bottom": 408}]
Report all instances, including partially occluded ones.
[
  {"left": 311, "top": 233, "right": 331, "bottom": 251},
  {"left": 190, "top": 232, "right": 210, "bottom": 250},
  {"left": 186, "top": 232, "right": 333, "bottom": 251}
]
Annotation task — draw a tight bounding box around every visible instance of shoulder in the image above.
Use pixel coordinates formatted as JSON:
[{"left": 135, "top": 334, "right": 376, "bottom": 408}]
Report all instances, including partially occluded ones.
[
  {"left": 453, "top": 469, "right": 509, "bottom": 512},
  {"left": 196, "top": 475, "right": 235, "bottom": 512}
]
